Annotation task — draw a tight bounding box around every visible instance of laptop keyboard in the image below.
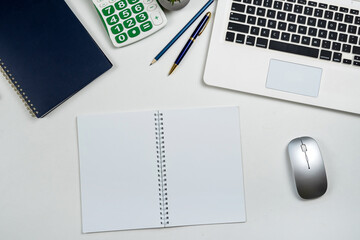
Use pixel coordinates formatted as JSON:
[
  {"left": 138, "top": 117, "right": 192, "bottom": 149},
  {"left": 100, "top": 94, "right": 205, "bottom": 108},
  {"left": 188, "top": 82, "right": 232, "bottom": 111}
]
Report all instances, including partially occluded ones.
[{"left": 225, "top": 0, "right": 360, "bottom": 67}]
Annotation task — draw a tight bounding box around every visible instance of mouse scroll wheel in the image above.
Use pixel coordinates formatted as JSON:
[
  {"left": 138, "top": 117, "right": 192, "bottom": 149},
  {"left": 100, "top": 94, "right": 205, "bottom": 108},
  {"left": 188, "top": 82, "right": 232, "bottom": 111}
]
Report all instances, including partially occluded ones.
[{"left": 301, "top": 144, "right": 307, "bottom": 152}]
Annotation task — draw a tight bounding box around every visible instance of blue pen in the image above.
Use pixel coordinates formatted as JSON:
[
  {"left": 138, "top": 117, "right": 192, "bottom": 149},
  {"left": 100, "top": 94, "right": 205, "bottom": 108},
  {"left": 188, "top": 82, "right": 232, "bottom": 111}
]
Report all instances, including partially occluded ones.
[
  {"left": 168, "top": 12, "right": 211, "bottom": 75},
  {"left": 150, "top": 0, "right": 214, "bottom": 66}
]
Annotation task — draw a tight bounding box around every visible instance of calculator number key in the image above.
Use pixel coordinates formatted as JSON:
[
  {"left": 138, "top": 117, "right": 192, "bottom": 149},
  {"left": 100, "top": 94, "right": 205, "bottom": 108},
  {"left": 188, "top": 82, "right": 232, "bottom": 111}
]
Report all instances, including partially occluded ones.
[
  {"left": 128, "top": 0, "right": 140, "bottom": 4},
  {"left": 115, "top": 0, "right": 127, "bottom": 10},
  {"left": 119, "top": 9, "right": 132, "bottom": 19},
  {"left": 136, "top": 12, "right": 149, "bottom": 23},
  {"left": 106, "top": 14, "right": 120, "bottom": 25},
  {"left": 132, "top": 3, "right": 145, "bottom": 14},
  {"left": 111, "top": 23, "right": 124, "bottom": 34},
  {"left": 102, "top": 5, "right": 115, "bottom": 16},
  {"left": 124, "top": 18, "right": 136, "bottom": 29},
  {"left": 115, "top": 33, "right": 128, "bottom": 43},
  {"left": 140, "top": 21, "right": 153, "bottom": 32},
  {"left": 128, "top": 27, "right": 141, "bottom": 38}
]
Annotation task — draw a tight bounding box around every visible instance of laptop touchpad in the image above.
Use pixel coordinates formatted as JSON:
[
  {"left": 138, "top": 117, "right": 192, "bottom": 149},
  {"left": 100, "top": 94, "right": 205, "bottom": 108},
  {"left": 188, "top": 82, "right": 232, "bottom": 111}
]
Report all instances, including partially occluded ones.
[{"left": 266, "top": 59, "right": 322, "bottom": 97}]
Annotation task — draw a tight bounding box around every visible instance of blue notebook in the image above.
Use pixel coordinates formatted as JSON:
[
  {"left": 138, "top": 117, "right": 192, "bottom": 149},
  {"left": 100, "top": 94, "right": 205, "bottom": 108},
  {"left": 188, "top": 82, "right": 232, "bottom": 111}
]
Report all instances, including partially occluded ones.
[{"left": 0, "top": 0, "right": 112, "bottom": 118}]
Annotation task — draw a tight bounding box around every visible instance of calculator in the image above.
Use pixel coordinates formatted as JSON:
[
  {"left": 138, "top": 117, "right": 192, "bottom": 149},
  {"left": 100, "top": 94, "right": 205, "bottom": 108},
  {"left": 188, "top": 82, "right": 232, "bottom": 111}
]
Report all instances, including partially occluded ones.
[{"left": 93, "top": 0, "right": 167, "bottom": 47}]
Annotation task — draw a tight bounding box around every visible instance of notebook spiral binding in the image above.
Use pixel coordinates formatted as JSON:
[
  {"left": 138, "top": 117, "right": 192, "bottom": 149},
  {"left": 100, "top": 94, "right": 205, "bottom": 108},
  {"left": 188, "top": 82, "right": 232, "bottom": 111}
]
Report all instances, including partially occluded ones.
[
  {"left": 0, "top": 58, "right": 37, "bottom": 117},
  {"left": 154, "top": 111, "right": 169, "bottom": 226}
]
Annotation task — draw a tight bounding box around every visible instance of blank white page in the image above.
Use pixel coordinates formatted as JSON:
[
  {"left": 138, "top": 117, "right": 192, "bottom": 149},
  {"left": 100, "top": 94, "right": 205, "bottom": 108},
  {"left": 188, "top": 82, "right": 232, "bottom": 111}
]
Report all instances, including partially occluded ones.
[
  {"left": 77, "top": 111, "right": 162, "bottom": 233},
  {"left": 162, "top": 107, "right": 246, "bottom": 227}
]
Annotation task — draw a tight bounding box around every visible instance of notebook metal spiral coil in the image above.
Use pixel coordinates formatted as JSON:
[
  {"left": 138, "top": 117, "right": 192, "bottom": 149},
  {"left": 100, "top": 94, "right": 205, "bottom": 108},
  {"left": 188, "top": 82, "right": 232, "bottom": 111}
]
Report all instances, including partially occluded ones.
[
  {"left": 0, "top": 58, "right": 37, "bottom": 117},
  {"left": 154, "top": 111, "right": 169, "bottom": 226}
]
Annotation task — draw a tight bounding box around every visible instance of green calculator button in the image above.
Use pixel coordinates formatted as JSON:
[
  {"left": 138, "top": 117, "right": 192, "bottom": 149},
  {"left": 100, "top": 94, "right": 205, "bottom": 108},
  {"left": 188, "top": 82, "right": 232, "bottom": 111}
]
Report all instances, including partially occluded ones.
[
  {"left": 106, "top": 14, "right": 120, "bottom": 25},
  {"left": 136, "top": 12, "right": 148, "bottom": 23},
  {"left": 111, "top": 23, "right": 124, "bottom": 34},
  {"left": 131, "top": 3, "right": 144, "bottom": 14},
  {"left": 124, "top": 18, "right": 136, "bottom": 29},
  {"left": 128, "top": 0, "right": 140, "bottom": 4},
  {"left": 128, "top": 27, "right": 140, "bottom": 38},
  {"left": 115, "top": 33, "right": 128, "bottom": 43},
  {"left": 102, "top": 6, "right": 115, "bottom": 16},
  {"left": 119, "top": 9, "right": 132, "bottom": 19},
  {"left": 115, "top": 0, "right": 127, "bottom": 10},
  {"left": 140, "top": 21, "right": 153, "bottom": 32}
]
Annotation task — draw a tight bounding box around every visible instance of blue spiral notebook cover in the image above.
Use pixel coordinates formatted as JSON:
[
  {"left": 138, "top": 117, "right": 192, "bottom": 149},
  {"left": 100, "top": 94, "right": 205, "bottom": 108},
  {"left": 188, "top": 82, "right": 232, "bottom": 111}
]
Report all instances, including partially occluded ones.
[{"left": 0, "top": 0, "right": 113, "bottom": 118}]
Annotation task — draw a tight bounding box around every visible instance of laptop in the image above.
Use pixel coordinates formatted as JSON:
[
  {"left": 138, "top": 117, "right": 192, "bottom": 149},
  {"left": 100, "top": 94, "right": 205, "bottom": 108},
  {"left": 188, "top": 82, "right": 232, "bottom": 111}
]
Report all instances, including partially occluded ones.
[{"left": 204, "top": 0, "right": 360, "bottom": 114}]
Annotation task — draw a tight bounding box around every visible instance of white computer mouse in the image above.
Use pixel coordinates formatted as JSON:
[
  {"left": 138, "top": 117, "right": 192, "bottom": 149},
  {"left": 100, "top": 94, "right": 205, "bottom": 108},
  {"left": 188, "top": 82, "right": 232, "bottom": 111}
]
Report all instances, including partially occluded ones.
[{"left": 288, "top": 137, "right": 327, "bottom": 199}]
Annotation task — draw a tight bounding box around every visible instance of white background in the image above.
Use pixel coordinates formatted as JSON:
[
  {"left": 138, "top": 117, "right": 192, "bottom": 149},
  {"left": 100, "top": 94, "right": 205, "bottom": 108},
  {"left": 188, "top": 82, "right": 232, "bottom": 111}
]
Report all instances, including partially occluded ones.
[{"left": 1, "top": 0, "right": 359, "bottom": 239}]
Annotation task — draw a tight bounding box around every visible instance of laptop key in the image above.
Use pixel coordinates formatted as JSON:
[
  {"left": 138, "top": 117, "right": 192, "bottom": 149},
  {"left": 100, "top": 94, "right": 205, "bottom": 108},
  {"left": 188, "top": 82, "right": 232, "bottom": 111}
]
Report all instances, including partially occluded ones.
[
  {"left": 256, "top": 37, "right": 269, "bottom": 48},
  {"left": 314, "top": 9, "right": 323, "bottom": 18},
  {"left": 319, "top": 3, "right": 327, "bottom": 9},
  {"left": 350, "top": 9, "right": 359, "bottom": 15},
  {"left": 304, "top": 7, "right": 313, "bottom": 16},
  {"left": 335, "top": 13, "right": 344, "bottom": 21},
  {"left": 291, "top": 34, "right": 300, "bottom": 43},
  {"left": 354, "top": 61, "right": 360, "bottom": 66},
  {"left": 247, "top": 16, "right": 257, "bottom": 24},
  {"left": 268, "top": 19, "right": 277, "bottom": 28},
  {"left": 288, "top": 23, "right": 297, "bottom": 32},
  {"left": 251, "top": 26, "right": 260, "bottom": 35},
  {"left": 267, "top": 9, "right": 276, "bottom": 18},
  {"left": 294, "top": 5, "right": 303, "bottom": 13},
  {"left": 284, "top": 3, "right": 293, "bottom": 12},
  {"left": 338, "top": 23, "right": 347, "bottom": 32},
  {"left": 324, "top": 11, "right": 334, "bottom": 20},
  {"left": 311, "top": 38, "right": 320, "bottom": 47},
  {"left": 274, "top": 1, "right": 283, "bottom": 9},
  {"left": 281, "top": 32, "right": 291, "bottom": 41},
  {"left": 345, "top": 15, "right": 354, "bottom": 24},
  {"left": 271, "top": 30, "right": 280, "bottom": 39},
  {"left": 277, "top": 11, "right": 286, "bottom": 20},
  {"left": 228, "top": 22, "right": 250, "bottom": 34},
  {"left": 247, "top": 6, "right": 256, "bottom": 15},
  {"left": 349, "top": 35, "right": 358, "bottom": 44},
  {"left": 327, "top": 21, "right": 336, "bottom": 30},
  {"left": 338, "top": 33, "right": 348, "bottom": 42},
  {"left": 332, "top": 42, "right": 341, "bottom": 51},
  {"left": 333, "top": 52, "right": 342, "bottom": 62},
  {"left": 340, "top": 7, "right": 349, "bottom": 13},
  {"left": 232, "top": 3, "right": 246, "bottom": 13},
  {"left": 246, "top": 36, "right": 256, "bottom": 45},
  {"left": 343, "top": 59, "right": 352, "bottom": 64},
  {"left": 353, "top": 46, "right": 360, "bottom": 55},
  {"left": 308, "top": 1, "right": 317, "bottom": 7},
  {"left": 307, "top": 17, "right": 316, "bottom": 26},
  {"left": 261, "top": 28, "right": 270, "bottom": 37},
  {"left": 308, "top": 27, "right": 317, "bottom": 36},
  {"left": 298, "top": 25, "right": 307, "bottom": 34},
  {"left": 254, "top": 0, "right": 263, "bottom": 6},
  {"left": 342, "top": 44, "right": 351, "bottom": 53},
  {"left": 236, "top": 33, "right": 246, "bottom": 44},
  {"left": 226, "top": 32, "right": 235, "bottom": 42},
  {"left": 230, "top": 12, "right": 246, "bottom": 23},
  {"left": 355, "top": 56, "right": 360, "bottom": 61},
  {"left": 301, "top": 36, "right": 310, "bottom": 45},
  {"left": 287, "top": 13, "right": 296, "bottom": 22},
  {"left": 320, "top": 50, "right": 332, "bottom": 60},
  {"left": 321, "top": 40, "right": 330, "bottom": 49},
  {"left": 278, "top": 21, "right": 287, "bottom": 30},
  {"left": 318, "top": 29, "right": 327, "bottom": 38},
  {"left": 297, "top": 15, "right": 306, "bottom": 24},
  {"left": 257, "top": 7, "right": 266, "bottom": 16},
  {"left": 263, "top": 0, "right": 273, "bottom": 8},
  {"left": 348, "top": 25, "right": 357, "bottom": 34},
  {"left": 269, "top": 40, "right": 319, "bottom": 58},
  {"left": 355, "top": 17, "right": 360, "bottom": 25},
  {"left": 328, "top": 31, "right": 338, "bottom": 40},
  {"left": 317, "top": 19, "right": 327, "bottom": 28},
  {"left": 257, "top": 18, "right": 267, "bottom": 26}
]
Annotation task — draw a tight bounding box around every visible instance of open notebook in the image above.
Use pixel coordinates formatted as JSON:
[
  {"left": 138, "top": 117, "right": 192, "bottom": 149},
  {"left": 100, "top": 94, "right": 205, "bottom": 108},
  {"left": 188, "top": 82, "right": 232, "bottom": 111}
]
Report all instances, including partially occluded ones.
[{"left": 77, "top": 106, "right": 246, "bottom": 233}]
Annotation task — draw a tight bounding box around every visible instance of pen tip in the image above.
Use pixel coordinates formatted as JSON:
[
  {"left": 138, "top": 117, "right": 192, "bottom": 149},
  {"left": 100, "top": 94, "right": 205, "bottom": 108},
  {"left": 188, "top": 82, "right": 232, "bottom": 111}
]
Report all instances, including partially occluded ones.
[
  {"left": 150, "top": 59, "right": 157, "bottom": 66},
  {"left": 168, "top": 64, "right": 178, "bottom": 76}
]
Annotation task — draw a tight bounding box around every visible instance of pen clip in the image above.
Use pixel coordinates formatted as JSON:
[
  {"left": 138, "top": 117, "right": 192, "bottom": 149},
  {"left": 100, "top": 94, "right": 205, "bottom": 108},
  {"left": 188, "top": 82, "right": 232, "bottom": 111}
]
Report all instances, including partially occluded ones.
[{"left": 198, "top": 12, "right": 211, "bottom": 37}]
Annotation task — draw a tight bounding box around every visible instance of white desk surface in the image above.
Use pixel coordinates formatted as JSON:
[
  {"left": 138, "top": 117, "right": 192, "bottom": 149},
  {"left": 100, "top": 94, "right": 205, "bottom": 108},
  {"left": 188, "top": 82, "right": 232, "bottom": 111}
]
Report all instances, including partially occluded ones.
[{"left": 1, "top": 1, "right": 360, "bottom": 239}]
